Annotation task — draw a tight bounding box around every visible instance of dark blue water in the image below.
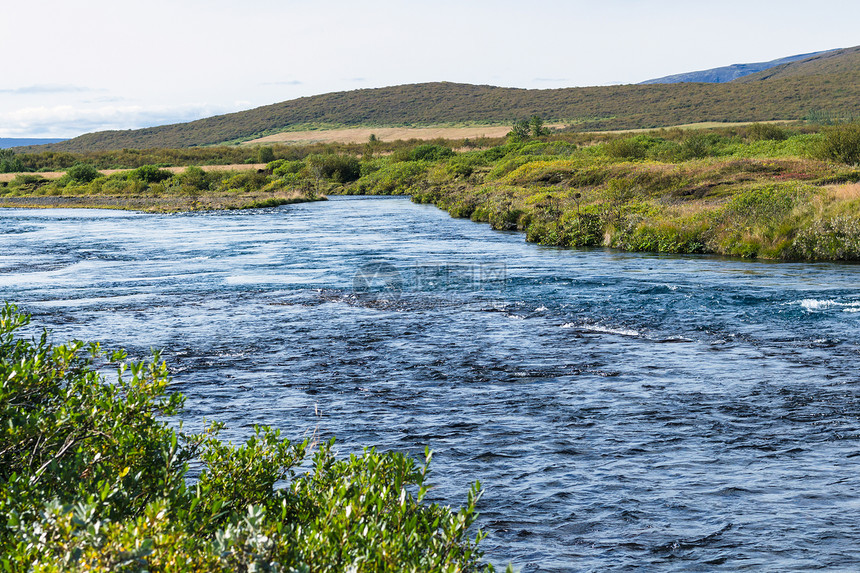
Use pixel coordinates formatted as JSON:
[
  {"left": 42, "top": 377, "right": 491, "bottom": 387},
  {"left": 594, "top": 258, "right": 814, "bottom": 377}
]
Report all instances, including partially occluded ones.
[{"left": 2, "top": 197, "right": 860, "bottom": 571}]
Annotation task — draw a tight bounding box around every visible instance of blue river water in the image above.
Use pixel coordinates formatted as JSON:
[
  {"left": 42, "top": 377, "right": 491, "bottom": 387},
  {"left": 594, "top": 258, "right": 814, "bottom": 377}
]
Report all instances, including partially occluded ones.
[{"left": 2, "top": 196, "right": 859, "bottom": 571}]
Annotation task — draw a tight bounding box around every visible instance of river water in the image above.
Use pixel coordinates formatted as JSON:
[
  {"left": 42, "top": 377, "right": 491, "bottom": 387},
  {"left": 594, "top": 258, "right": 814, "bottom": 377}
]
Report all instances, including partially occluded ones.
[{"left": 2, "top": 197, "right": 859, "bottom": 571}]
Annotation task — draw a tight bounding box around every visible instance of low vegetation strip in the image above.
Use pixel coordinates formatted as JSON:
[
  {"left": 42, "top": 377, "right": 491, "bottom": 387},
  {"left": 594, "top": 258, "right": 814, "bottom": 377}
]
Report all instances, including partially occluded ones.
[
  {"left": 0, "top": 164, "right": 323, "bottom": 212},
  {"left": 0, "top": 304, "right": 499, "bottom": 572},
  {"left": 0, "top": 164, "right": 266, "bottom": 184}
]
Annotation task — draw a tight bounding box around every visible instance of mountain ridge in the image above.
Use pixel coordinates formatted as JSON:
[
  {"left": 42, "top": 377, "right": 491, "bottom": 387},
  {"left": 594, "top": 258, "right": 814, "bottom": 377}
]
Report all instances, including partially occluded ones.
[{"left": 639, "top": 50, "right": 833, "bottom": 84}]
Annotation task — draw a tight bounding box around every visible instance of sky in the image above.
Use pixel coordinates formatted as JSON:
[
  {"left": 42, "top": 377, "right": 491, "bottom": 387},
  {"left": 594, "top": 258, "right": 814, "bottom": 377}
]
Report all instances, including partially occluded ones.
[{"left": 2, "top": 0, "right": 859, "bottom": 139}]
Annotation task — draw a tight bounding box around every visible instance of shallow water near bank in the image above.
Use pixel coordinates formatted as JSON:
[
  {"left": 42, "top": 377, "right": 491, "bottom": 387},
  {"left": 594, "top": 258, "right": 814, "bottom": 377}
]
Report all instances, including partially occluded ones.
[{"left": 2, "top": 197, "right": 860, "bottom": 571}]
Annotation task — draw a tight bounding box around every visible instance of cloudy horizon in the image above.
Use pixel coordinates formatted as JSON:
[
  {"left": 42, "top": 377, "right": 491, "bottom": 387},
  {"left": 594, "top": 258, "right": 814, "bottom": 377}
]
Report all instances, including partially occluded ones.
[{"left": 2, "top": 0, "right": 859, "bottom": 139}]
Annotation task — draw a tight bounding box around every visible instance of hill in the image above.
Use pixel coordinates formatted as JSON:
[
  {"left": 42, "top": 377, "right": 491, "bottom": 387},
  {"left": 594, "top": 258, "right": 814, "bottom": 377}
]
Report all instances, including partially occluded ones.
[
  {"left": 18, "top": 45, "right": 860, "bottom": 152},
  {"left": 640, "top": 50, "right": 830, "bottom": 84},
  {"left": 734, "top": 45, "right": 860, "bottom": 82}
]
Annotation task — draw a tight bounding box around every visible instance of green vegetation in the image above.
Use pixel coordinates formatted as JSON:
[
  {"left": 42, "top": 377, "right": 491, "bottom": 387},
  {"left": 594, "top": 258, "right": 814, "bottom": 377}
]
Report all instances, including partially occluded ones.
[
  {"left": 815, "top": 123, "right": 860, "bottom": 165},
  {"left": 326, "top": 122, "right": 859, "bottom": 261},
  {"left": 0, "top": 150, "right": 25, "bottom": 174},
  {"left": 507, "top": 116, "right": 551, "bottom": 142},
  {"left": 6, "top": 121, "right": 860, "bottom": 260},
  {"left": 0, "top": 304, "right": 498, "bottom": 572},
  {"left": 9, "top": 46, "right": 860, "bottom": 151},
  {"left": 0, "top": 164, "right": 324, "bottom": 212},
  {"left": 9, "top": 143, "right": 359, "bottom": 172},
  {"left": 65, "top": 163, "right": 101, "bottom": 183}
]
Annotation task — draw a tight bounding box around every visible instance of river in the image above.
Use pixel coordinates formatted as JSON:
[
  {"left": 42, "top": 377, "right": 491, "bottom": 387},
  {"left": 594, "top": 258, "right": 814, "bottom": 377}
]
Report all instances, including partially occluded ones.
[{"left": 2, "top": 196, "right": 859, "bottom": 571}]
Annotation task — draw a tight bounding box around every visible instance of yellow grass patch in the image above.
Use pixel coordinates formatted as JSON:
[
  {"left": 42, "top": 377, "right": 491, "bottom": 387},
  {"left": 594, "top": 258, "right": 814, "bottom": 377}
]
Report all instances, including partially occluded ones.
[
  {"left": 245, "top": 120, "right": 794, "bottom": 145},
  {"left": 825, "top": 182, "right": 860, "bottom": 201},
  {"left": 244, "top": 125, "right": 561, "bottom": 146},
  {"left": 245, "top": 126, "right": 504, "bottom": 145}
]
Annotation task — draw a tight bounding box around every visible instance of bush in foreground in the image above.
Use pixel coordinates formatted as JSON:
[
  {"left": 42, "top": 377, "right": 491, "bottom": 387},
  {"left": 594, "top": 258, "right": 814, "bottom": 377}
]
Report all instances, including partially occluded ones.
[{"left": 0, "top": 304, "right": 497, "bottom": 572}]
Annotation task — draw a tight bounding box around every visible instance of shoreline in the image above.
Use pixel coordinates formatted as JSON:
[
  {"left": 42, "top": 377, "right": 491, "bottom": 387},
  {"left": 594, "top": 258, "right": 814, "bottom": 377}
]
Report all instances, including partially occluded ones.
[
  {"left": 0, "top": 191, "right": 325, "bottom": 213},
  {"left": 0, "top": 163, "right": 267, "bottom": 184}
]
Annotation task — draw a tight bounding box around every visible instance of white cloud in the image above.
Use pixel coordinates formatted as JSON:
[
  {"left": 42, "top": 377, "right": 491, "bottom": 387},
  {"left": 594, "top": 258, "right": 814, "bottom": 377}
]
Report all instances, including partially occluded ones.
[
  {"left": 0, "top": 103, "right": 249, "bottom": 138},
  {"left": 0, "top": 84, "right": 98, "bottom": 95}
]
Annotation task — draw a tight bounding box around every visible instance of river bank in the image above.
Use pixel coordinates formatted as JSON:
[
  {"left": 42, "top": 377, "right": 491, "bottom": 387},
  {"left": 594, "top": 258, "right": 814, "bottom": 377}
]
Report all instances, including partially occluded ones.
[
  {"left": 3, "top": 124, "right": 859, "bottom": 256},
  {"left": 0, "top": 164, "right": 323, "bottom": 212},
  {"left": 0, "top": 191, "right": 324, "bottom": 212}
]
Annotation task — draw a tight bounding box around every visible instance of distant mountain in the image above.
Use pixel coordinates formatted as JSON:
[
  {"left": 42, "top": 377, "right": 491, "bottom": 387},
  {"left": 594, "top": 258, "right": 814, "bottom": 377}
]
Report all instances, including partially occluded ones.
[
  {"left": 17, "top": 45, "right": 860, "bottom": 152},
  {"left": 733, "top": 45, "right": 860, "bottom": 82},
  {"left": 640, "top": 50, "right": 833, "bottom": 84},
  {"left": 2, "top": 138, "right": 66, "bottom": 149}
]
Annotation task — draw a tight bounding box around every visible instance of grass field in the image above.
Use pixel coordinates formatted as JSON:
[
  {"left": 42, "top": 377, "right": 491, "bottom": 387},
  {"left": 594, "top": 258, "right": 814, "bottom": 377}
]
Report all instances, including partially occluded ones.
[
  {"left": 242, "top": 122, "right": 791, "bottom": 145},
  {"left": 242, "top": 125, "right": 556, "bottom": 145}
]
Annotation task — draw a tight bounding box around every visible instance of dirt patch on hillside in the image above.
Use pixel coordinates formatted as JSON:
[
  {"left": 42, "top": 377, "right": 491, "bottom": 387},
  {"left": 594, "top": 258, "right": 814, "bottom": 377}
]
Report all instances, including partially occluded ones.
[{"left": 244, "top": 121, "right": 791, "bottom": 145}]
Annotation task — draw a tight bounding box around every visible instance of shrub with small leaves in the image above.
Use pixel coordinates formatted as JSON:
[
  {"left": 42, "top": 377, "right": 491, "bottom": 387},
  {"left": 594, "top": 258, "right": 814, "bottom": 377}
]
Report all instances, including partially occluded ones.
[
  {"left": 0, "top": 304, "right": 500, "bottom": 572},
  {"left": 66, "top": 163, "right": 101, "bottom": 183}
]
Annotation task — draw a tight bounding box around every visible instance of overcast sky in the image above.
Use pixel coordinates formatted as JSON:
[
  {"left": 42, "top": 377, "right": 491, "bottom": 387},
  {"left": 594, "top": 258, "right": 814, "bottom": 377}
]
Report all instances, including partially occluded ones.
[{"left": 2, "top": 0, "right": 858, "bottom": 138}]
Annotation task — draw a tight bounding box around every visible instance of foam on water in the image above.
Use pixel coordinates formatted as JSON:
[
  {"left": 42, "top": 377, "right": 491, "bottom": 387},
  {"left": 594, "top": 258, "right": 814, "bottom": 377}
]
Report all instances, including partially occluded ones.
[{"left": 799, "top": 298, "right": 860, "bottom": 312}]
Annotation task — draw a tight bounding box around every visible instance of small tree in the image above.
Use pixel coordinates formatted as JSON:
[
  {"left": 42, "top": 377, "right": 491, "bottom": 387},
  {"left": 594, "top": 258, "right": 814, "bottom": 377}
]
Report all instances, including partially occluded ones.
[
  {"left": 529, "top": 115, "right": 550, "bottom": 138},
  {"left": 508, "top": 116, "right": 550, "bottom": 142},
  {"left": 256, "top": 146, "right": 275, "bottom": 164},
  {"left": 0, "top": 149, "right": 25, "bottom": 174}
]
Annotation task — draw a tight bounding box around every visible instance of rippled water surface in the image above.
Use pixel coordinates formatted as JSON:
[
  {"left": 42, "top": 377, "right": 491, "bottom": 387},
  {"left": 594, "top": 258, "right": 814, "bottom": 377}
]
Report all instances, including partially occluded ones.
[{"left": 2, "top": 197, "right": 860, "bottom": 571}]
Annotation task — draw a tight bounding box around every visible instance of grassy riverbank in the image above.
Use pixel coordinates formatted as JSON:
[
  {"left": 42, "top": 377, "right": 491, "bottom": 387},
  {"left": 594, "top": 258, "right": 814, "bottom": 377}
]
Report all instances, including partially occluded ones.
[
  {"left": 334, "top": 123, "right": 860, "bottom": 261},
  {"left": 0, "top": 164, "right": 325, "bottom": 212},
  {"left": 3, "top": 123, "right": 860, "bottom": 259}
]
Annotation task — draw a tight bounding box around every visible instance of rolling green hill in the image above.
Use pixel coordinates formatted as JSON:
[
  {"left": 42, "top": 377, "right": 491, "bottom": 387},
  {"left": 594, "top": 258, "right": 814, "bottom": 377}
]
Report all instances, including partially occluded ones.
[{"left": 22, "top": 46, "right": 860, "bottom": 152}]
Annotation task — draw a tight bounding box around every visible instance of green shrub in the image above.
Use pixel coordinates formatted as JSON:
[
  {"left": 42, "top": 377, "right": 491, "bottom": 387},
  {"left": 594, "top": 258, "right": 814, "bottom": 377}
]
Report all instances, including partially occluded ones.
[
  {"left": 177, "top": 166, "right": 210, "bottom": 190},
  {"left": 487, "top": 156, "right": 534, "bottom": 180},
  {"left": 272, "top": 160, "right": 305, "bottom": 177},
  {"left": 747, "top": 123, "right": 788, "bottom": 142},
  {"left": 0, "top": 149, "right": 25, "bottom": 174},
  {"left": 131, "top": 164, "right": 173, "bottom": 184},
  {"left": 9, "top": 173, "right": 47, "bottom": 189},
  {"left": 306, "top": 154, "right": 361, "bottom": 183},
  {"left": 353, "top": 161, "right": 428, "bottom": 194},
  {"left": 791, "top": 215, "right": 860, "bottom": 260},
  {"left": 66, "top": 163, "right": 101, "bottom": 183},
  {"left": 679, "top": 134, "right": 710, "bottom": 160},
  {"left": 815, "top": 123, "right": 860, "bottom": 165},
  {"left": 0, "top": 304, "right": 497, "bottom": 572},
  {"left": 603, "top": 137, "right": 649, "bottom": 160},
  {"left": 256, "top": 146, "right": 275, "bottom": 164},
  {"left": 215, "top": 171, "right": 271, "bottom": 192},
  {"left": 722, "top": 183, "right": 808, "bottom": 225},
  {"left": 409, "top": 144, "right": 455, "bottom": 162}
]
